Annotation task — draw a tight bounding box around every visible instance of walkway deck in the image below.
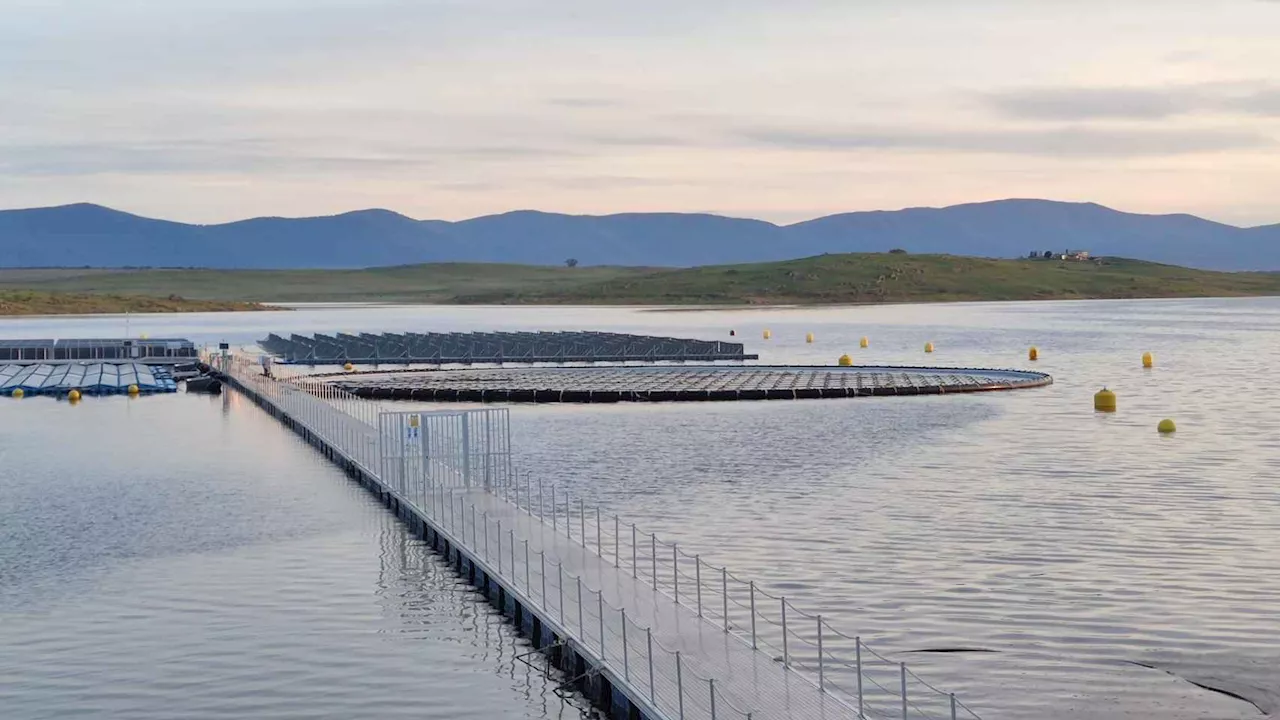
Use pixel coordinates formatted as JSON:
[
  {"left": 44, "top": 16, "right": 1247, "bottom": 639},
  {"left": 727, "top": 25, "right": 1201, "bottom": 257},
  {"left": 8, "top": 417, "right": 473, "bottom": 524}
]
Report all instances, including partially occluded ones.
[{"left": 217, "top": 354, "right": 980, "bottom": 720}]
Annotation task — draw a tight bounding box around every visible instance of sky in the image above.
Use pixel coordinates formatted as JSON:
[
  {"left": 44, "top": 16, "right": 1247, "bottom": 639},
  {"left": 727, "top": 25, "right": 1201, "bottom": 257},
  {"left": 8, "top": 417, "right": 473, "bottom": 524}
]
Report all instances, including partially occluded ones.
[{"left": 2, "top": 0, "right": 1279, "bottom": 226}]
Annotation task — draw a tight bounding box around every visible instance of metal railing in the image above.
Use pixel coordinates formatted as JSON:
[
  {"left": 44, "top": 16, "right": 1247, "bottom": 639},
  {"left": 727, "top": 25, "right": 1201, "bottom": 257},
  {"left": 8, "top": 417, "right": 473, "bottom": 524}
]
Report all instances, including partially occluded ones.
[
  {"left": 222, "top": 355, "right": 381, "bottom": 473},
  {"left": 220, "top": 355, "right": 982, "bottom": 720},
  {"left": 419, "top": 483, "right": 756, "bottom": 720},
  {"left": 488, "top": 473, "right": 983, "bottom": 720}
]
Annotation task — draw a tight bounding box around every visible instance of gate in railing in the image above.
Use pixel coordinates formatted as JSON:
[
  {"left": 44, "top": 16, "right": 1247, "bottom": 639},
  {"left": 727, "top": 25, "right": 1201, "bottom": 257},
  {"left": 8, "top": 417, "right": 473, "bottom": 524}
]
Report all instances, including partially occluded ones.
[{"left": 377, "top": 408, "right": 513, "bottom": 498}]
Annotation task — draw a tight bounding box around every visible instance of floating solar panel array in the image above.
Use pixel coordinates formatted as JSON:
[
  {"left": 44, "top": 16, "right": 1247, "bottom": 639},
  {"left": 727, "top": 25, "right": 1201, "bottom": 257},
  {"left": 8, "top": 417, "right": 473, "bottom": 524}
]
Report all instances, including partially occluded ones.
[
  {"left": 334, "top": 365, "right": 1053, "bottom": 403},
  {"left": 0, "top": 363, "right": 178, "bottom": 395},
  {"left": 258, "top": 331, "right": 757, "bottom": 365},
  {"left": 0, "top": 338, "right": 198, "bottom": 363}
]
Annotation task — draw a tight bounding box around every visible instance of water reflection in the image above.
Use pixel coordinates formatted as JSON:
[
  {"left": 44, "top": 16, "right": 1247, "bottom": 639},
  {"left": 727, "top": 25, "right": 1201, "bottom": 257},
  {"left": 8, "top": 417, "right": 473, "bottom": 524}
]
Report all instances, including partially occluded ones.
[{"left": 0, "top": 391, "right": 590, "bottom": 720}]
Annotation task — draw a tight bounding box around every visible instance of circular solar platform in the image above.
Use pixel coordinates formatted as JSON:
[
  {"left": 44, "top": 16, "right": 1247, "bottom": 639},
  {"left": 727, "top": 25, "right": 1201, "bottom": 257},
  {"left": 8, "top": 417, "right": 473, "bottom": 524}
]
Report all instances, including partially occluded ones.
[{"left": 333, "top": 365, "right": 1051, "bottom": 403}]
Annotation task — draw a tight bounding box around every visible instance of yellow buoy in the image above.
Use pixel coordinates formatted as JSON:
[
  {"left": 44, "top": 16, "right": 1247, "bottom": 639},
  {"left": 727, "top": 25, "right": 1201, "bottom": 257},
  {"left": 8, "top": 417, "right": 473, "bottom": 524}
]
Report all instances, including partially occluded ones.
[
  {"left": 859, "top": 336, "right": 869, "bottom": 349},
  {"left": 838, "top": 354, "right": 852, "bottom": 366},
  {"left": 344, "top": 362, "right": 355, "bottom": 372},
  {"left": 1094, "top": 387, "right": 1116, "bottom": 412},
  {"left": 11, "top": 388, "right": 24, "bottom": 399},
  {"left": 1142, "top": 351, "right": 1154, "bottom": 369},
  {"left": 1157, "top": 418, "right": 1176, "bottom": 434},
  {"left": 924, "top": 342, "right": 935, "bottom": 353},
  {"left": 763, "top": 329, "right": 772, "bottom": 340},
  {"left": 805, "top": 332, "right": 814, "bottom": 344},
  {"left": 127, "top": 384, "right": 140, "bottom": 395},
  {"left": 1029, "top": 346, "right": 1039, "bottom": 361},
  {"left": 68, "top": 389, "right": 81, "bottom": 401}
]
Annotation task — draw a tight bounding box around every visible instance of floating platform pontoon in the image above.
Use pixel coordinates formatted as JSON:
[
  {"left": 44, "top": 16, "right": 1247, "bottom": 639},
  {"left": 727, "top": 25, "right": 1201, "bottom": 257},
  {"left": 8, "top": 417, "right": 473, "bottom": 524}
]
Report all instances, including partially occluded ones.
[
  {"left": 259, "top": 331, "right": 757, "bottom": 365},
  {"left": 333, "top": 365, "right": 1051, "bottom": 403},
  {"left": 0, "top": 363, "right": 179, "bottom": 396}
]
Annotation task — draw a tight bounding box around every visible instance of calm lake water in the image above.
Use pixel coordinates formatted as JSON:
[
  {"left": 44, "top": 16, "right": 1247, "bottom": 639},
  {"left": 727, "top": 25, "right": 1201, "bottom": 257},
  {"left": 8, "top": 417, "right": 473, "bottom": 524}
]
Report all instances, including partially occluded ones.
[{"left": 3, "top": 298, "right": 1279, "bottom": 719}]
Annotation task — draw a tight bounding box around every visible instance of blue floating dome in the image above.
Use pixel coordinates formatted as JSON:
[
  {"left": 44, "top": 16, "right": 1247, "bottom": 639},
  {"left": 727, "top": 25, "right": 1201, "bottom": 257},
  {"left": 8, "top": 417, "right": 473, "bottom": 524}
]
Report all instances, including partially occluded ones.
[{"left": 0, "top": 363, "right": 178, "bottom": 396}]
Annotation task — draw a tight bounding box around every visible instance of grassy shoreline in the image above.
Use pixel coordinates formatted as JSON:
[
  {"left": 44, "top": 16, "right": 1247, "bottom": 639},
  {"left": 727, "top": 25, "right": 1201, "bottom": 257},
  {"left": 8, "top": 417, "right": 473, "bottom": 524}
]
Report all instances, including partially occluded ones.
[
  {"left": 0, "top": 290, "right": 271, "bottom": 316},
  {"left": 2, "top": 253, "right": 1279, "bottom": 312}
]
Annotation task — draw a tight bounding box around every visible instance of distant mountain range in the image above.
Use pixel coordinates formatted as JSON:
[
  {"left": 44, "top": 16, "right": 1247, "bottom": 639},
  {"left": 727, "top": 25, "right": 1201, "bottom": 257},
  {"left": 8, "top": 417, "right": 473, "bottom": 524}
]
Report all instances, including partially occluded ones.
[{"left": 1, "top": 199, "right": 1277, "bottom": 271}]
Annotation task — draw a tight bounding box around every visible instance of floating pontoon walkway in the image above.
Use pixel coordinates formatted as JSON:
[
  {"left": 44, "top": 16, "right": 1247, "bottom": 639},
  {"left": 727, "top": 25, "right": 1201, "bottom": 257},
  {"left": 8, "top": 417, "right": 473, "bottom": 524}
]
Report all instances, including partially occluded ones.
[
  {"left": 215, "top": 354, "right": 985, "bottom": 720},
  {"left": 259, "top": 331, "right": 757, "bottom": 365},
  {"left": 333, "top": 365, "right": 1052, "bottom": 403},
  {"left": 0, "top": 363, "right": 178, "bottom": 395}
]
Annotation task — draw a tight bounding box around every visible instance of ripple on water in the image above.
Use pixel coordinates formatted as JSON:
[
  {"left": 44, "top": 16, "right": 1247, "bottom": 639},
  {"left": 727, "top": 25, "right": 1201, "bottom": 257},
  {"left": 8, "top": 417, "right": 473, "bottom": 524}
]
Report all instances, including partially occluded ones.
[
  {"left": 0, "top": 395, "right": 593, "bottom": 720},
  {"left": 4, "top": 298, "right": 1280, "bottom": 719}
]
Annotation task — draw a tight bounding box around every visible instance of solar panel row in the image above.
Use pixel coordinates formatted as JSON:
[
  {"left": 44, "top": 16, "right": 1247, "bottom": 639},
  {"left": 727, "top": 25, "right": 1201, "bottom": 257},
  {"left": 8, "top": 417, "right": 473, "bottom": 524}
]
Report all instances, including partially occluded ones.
[
  {"left": 0, "top": 363, "right": 178, "bottom": 395},
  {"left": 259, "top": 331, "right": 755, "bottom": 365},
  {"left": 0, "top": 338, "right": 197, "bottom": 362}
]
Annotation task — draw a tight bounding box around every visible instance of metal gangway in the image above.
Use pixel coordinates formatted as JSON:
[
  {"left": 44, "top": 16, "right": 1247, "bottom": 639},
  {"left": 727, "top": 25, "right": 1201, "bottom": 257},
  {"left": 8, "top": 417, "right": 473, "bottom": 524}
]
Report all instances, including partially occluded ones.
[{"left": 220, "top": 355, "right": 983, "bottom": 720}]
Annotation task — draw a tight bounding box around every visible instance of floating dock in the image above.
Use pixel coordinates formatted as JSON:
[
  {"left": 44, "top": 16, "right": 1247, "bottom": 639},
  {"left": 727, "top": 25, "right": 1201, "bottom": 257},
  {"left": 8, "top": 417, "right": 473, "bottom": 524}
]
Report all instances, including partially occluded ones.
[
  {"left": 0, "top": 362, "right": 178, "bottom": 395},
  {"left": 214, "top": 354, "right": 985, "bottom": 720},
  {"left": 259, "top": 331, "right": 758, "bottom": 365},
  {"left": 332, "top": 365, "right": 1052, "bottom": 403}
]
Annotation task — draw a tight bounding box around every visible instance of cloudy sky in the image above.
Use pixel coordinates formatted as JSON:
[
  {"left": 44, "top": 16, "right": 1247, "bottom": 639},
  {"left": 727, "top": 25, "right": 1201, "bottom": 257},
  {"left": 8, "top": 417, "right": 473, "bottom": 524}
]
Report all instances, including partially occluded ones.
[{"left": 2, "top": 0, "right": 1278, "bottom": 225}]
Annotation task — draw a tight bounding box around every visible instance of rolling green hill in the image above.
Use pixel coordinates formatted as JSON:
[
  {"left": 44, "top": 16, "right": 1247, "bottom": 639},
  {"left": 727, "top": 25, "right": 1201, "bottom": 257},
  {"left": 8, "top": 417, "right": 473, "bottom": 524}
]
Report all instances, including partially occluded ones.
[
  {"left": 2, "top": 254, "right": 1280, "bottom": 312},
  {"left": 0, "top": 289, "right": 268, "bottom": 316}
]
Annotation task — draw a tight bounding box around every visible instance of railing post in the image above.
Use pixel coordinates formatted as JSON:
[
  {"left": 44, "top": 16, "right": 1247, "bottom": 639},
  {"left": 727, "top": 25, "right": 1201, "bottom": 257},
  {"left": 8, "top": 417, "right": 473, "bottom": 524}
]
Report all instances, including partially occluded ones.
[
  {"left": 523, "top": 539, "right": 529, "bottom": 592},
  {"left": 673, "top": 544, "right": 679, "bottom": 604},
  {"left": 818, "top": 615, "right": 825, "bottom": 692},
  {"left": 781, "top": 597, "right": 789, "bottom": 669},
  {"left": 483, "top": 512, "right": 490, "bottom": 561},
  {"left": 576, "top": 576, "right": 583, "bottom": 634},
  {"left": 597, "top": 591, "right": 605, "bottom": 657},
  {"left": 709, "top": 678, "right": 717, "bottom": 720},
  {"left": 901, "top": 662, "right": 909, "bottom": 720},
  {"left": 695, "top": 555, "right": 703, "bottom": 617},
  {"left": 558, "top": 564, "right": 564, "bottom": 624},
  {"left": 676, "top": 651, "right": 685, "bottom": 720},
  {"left": 951, "top": 693, "right": 958, "bottom": 720},
  {"left": 856, "top": 637, "right": 865, "bottom": 718},
  {"left": 540, "top": 552, "right": 547, "bottom": 607},
  {"left": 621, "top": 607, "right": 630, "bottom": 681},
  {"left": 565, "top": 495, "right": 571, "bottom": 541},
  {"left": 722, "top": 567, "right": 729, "bottom": 632},
  {"left": 651, "top": 533, "right": 657, "bottom": 588},
  {"left": 595, "top": 505, "right": 602, "bottom": 555},
  {"left": 613, "top": 515, "right": 620, "bottom": 568},
  {"left": 510, "top": 529, "right": 516, "bottom": 585},
  {"left": 749, "top": 581, "right": 757, "bottom": 649},
  {"left": 496, "top": 519, "right": 502, "bottom": 573},
  {"left": 471, "top": 505, "right": 477, "bottom": 546},
  {"left": 647, "top": 627, "right": 655, "bottom": 702},
  {"left": 631, "top": 523, "right": 638, "bottom": 578},
  {"left": 550, "top": 486, "right": 556, "bottom": 530},
  {"left": 579, "top": 499, "right": 585, "bottom": 547}
]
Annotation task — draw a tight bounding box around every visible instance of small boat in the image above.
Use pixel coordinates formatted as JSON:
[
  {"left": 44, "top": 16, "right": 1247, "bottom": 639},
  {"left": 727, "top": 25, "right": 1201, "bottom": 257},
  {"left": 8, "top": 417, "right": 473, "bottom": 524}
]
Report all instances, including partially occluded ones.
[
  {"left": 185, "top": 376, "right": 222, "bottom": 394},
  {"left": 172, "top": 362, "right": 202, "bottom": 380}
]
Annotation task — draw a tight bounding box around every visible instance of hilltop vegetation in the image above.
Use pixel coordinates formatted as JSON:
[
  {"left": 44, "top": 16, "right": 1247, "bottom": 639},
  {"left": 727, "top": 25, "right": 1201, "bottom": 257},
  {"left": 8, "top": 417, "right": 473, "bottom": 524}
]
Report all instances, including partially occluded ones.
[{"left": 3, "top": 254, "right": 1280, "bottom": 310}]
